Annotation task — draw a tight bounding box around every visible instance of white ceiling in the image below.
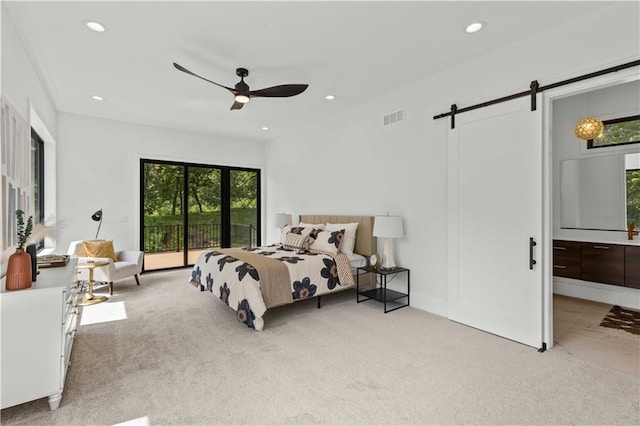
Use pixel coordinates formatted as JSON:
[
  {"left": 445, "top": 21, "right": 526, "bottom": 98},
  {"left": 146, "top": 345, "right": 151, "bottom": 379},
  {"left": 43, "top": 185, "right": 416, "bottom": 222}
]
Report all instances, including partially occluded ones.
[{"left": 4, "top": 1, "right": 618, "bottom": 142}]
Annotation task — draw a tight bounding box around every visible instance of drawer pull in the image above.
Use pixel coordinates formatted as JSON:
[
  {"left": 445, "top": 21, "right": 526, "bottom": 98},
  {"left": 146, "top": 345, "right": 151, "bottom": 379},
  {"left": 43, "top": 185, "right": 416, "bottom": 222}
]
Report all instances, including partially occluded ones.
[
  {"left": 593, "top": 245, "right": 610, "bottom": 250},
  {"left": 553, "top": 265, "right": 567, "bottom": 269},
  {"left": 553, "top": 246, "right": 567, "bottom": 250}
]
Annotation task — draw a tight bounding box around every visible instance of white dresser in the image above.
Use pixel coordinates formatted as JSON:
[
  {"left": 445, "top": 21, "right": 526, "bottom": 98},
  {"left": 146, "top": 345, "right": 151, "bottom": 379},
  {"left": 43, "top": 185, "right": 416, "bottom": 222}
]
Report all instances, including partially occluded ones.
[{"left": 1, "top": 257, "right": 80, "bottom": 410}]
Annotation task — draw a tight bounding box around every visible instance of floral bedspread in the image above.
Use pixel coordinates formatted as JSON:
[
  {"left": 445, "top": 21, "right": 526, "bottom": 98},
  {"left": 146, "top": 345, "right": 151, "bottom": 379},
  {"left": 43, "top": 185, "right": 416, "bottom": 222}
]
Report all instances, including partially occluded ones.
[{"left": 188, "top": 246, "right": 354, "bottom": 330}]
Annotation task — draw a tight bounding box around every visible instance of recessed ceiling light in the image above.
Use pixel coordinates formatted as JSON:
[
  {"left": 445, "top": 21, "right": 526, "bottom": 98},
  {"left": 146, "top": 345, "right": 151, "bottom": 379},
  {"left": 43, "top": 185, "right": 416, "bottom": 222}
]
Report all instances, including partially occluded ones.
[
  {"left": 325, "top": 95, "right": 335, "bottom": 100},
  {"left": 91, "top": 95, "right": 104, "bottom": 101},
  {"left": 465, "top": 21, "right": 485, "bottom": 34},
  {"left": 261, "top": 126, "right": 269, "bottom": 131},
  {"left": 85, "top": 20, "right": 106, "bottom": 32}
]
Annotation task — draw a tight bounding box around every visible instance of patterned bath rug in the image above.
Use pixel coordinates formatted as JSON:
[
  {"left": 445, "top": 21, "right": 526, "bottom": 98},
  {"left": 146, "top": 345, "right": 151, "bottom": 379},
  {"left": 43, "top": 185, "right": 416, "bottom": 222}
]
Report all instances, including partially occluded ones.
[{"left": 599, "top": 305, "right": 640, "bottom": 336}]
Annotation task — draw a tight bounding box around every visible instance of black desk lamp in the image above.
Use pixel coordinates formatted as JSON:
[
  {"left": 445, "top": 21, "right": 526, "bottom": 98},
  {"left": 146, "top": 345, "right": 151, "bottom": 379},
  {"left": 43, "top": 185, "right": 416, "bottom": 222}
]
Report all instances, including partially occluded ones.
[{"left": 92, "top": 209, "right": 103, "bottom": 239}]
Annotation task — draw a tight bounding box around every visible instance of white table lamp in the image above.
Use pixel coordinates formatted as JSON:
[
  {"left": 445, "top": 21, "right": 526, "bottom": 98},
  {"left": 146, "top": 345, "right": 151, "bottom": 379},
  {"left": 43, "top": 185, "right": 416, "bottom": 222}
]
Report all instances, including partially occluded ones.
[
  {"left": 373, "top": 215, "right": 404, "bottom": 270},
  {"left": 274, "top": 213, "right": 292, "bottom": 229}
]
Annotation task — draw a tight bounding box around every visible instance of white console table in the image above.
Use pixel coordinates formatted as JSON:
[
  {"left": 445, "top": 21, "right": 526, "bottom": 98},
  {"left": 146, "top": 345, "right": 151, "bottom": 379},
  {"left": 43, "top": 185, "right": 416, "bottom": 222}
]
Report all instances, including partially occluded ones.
[{"left": 1, "top": 257, "right": 80, "bottom": 410}]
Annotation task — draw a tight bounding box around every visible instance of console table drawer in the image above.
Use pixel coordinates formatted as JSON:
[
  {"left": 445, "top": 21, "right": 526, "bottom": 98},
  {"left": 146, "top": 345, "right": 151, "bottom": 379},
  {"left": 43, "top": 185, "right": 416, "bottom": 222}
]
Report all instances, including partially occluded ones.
[{"left": 581, "top": 243, "right": 625, "bottom": 286}]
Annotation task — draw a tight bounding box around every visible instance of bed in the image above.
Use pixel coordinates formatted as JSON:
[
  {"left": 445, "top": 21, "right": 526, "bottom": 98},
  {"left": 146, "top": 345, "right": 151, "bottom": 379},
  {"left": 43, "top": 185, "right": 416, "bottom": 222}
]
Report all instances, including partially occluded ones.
[{"left": 188, "top": 215, "right": 376, "bottom": 330}]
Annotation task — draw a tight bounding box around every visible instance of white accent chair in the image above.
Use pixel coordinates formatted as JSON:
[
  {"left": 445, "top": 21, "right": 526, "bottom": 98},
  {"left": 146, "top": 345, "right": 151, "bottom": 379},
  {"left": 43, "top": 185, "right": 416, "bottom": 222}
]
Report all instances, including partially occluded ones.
[{"left": 67, "top": 241, "right": 143, "bottom": 295}]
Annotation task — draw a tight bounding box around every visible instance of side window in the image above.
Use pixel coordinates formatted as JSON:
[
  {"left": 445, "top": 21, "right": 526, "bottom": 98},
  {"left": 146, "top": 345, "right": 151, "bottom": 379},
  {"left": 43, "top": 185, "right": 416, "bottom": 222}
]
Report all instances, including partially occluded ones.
[{"left": 31, "top": 129, "right": 45, "bottom": 251}]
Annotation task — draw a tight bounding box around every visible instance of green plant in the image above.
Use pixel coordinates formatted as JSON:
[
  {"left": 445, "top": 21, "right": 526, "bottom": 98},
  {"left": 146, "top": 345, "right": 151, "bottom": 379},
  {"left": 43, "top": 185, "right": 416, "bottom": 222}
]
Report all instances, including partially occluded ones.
[{"left": 15, "top": 209, "right": 33, "bottom": 249}]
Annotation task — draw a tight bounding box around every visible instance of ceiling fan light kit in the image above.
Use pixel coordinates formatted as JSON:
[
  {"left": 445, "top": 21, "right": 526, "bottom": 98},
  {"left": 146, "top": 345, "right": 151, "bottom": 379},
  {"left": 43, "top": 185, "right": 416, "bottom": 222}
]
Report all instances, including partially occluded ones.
[
  {"left": 173, "top": 62, "right": 308, "bottom": 110},
  {"left": 235, "top": 94, "right": 250, "bottom": 104}
]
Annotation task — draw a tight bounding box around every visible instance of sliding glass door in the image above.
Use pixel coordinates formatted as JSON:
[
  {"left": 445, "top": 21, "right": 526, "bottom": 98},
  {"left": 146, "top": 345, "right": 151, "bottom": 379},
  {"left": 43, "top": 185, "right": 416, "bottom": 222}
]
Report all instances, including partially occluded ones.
[
  {"left": 141, "top": 160, "right": 260, "bottom": 271},
  {"left": 230, "top": 169, "right": 259, "bottom": 248},
  {"left": 142, "top": 163, "right": 186, "bottom": 270},
  {"left": 187, "top": 166, "right": 221, "bottom": 265}
]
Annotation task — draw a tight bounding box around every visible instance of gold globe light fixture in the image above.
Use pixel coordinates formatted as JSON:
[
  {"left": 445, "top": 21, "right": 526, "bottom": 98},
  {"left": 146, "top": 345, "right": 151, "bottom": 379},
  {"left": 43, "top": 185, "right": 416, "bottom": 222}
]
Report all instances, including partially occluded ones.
[{"left": 574, "top": 117, "right": 604, "bottom": 140}]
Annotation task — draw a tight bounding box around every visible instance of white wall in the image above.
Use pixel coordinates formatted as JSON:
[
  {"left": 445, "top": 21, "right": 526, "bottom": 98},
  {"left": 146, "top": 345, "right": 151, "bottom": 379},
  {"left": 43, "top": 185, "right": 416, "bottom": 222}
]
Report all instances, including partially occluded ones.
[
  {"left": 265, "top": 2, "right": 640, "bottom": 317},
  {"left": 55, "top": 113, "right": 266, "bottom": 253},
  {"left": 1, "top": 3, "right": 57, "bottom": 137},
  {"left": 1, "top": 5, "right": 58, "bottom": 266}
]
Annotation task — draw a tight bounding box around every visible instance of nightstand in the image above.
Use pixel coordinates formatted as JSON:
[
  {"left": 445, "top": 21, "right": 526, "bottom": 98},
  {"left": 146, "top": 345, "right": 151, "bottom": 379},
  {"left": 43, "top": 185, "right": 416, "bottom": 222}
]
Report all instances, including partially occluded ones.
[{"left": 356, "top": 266, "right": 410, "bottom": 313}]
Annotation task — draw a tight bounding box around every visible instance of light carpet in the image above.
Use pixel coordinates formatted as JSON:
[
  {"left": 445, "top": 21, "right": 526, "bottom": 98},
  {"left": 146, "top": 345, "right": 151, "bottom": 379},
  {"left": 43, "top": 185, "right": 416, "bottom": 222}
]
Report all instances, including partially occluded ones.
[{"left": 1, "top": 269, "right": 639, "bottom": 425}]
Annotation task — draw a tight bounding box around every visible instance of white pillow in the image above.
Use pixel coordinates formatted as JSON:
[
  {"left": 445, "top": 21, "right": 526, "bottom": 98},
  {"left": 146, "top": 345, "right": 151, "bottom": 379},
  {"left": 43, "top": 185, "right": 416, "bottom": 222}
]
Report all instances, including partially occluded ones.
[
  {"left": 324, "top": 222, "right": 358, "bottom": 255},
  {"left": 309, "top": 229, "right": 345, "bottom": 255}
]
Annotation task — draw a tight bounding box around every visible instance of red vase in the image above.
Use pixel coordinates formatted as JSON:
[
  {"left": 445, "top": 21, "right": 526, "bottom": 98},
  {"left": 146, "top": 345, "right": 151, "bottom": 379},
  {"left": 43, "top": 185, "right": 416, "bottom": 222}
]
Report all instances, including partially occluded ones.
[{"left": 6, "top": 248, "right": 32, "bottom": 291}]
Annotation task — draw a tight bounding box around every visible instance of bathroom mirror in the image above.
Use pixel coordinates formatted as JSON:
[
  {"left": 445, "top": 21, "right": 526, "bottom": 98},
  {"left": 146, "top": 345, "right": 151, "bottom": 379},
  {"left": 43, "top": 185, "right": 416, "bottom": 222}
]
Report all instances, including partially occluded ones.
[{"left": 560, "top": 152, "right": 639, "bottom": 231}]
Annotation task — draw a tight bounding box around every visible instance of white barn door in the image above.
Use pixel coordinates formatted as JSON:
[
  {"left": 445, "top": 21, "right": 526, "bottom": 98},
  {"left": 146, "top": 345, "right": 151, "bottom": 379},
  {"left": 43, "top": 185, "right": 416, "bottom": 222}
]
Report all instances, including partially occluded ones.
[{"left": 448, "top": 95, "right": 543, "bottom": 348}]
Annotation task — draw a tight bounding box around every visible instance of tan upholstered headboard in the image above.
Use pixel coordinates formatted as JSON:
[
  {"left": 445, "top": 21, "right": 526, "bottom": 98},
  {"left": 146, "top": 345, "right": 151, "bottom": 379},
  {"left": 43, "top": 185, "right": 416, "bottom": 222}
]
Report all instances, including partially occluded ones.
[{"left": 299, "top": 215, "right": 376, "bottom": 256}]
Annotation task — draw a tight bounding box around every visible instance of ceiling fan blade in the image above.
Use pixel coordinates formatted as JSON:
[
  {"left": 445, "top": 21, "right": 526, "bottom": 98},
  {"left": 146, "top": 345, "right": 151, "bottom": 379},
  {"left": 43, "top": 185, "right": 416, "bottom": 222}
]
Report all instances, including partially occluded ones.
[
  {"left": 249, "top": 84, "right": 309, "bottom": 98},
  {"left": 173, "top": 62, "right": 234, "bottom": 93},
  {"left": 230, "top": 101, "right": 245, "bottom": 110}
]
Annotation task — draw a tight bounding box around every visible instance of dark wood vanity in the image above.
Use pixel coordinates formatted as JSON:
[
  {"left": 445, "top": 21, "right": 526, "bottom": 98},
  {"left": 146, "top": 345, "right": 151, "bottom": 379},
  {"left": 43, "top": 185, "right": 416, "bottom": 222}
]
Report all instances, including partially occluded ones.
[{"left": 553, "top": 240, "right": 639, "bottom": 289}]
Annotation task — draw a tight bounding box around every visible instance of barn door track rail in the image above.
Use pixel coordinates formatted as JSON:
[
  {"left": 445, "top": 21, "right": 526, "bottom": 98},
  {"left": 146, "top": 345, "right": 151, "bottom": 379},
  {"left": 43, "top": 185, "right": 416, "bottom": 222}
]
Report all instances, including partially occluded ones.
[{"left": 433, "top": 59, "right": 640, "bottom": 129}]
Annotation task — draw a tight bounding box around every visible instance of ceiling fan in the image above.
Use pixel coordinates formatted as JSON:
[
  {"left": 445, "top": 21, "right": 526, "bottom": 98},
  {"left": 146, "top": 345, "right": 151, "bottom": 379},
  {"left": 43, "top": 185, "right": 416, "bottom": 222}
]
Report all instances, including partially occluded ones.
[{"left": 173, "top": 63, "right": 309, "bottom": 110}]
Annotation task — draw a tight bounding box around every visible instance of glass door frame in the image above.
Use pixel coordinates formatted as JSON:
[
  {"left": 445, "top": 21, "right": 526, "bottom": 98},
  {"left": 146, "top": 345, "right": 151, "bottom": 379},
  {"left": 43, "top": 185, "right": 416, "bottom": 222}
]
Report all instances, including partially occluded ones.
[{"left": 140, "top": 158, "right": 261, "bottom": 271}]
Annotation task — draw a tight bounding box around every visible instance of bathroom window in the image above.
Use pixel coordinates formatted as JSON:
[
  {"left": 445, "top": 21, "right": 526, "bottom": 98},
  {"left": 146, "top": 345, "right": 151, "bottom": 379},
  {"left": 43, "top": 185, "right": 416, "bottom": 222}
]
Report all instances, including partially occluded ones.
[{"left": 588, "top": 114, "right": 640, "bottom": 149}]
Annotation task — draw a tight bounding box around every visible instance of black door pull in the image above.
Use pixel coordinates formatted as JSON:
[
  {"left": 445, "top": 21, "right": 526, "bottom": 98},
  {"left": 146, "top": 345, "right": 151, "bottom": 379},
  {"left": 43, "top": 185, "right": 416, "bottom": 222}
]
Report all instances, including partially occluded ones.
[{"left": 529, "top": 237, "right": 537, "bottom": 270}]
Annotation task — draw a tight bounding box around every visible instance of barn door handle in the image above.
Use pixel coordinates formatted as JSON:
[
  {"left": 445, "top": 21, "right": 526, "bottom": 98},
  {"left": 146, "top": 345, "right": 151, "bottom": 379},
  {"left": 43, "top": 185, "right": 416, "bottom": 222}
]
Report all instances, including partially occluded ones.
[{"left": 529, "top": 237, "right": 537, "bottom": 270}]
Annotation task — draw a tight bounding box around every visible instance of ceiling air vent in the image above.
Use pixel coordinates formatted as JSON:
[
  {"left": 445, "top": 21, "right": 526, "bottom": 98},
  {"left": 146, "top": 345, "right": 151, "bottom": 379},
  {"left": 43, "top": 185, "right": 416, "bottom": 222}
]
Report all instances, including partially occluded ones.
[{"left": 383, "top": 109, "right": 405, "bottom": 126}]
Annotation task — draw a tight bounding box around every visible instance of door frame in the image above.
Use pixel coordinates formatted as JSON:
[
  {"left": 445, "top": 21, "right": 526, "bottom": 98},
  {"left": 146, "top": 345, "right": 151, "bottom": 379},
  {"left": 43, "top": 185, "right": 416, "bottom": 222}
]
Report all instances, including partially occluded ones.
[{"left": 542, "top": 67, "right": 640, "bottom": 349}]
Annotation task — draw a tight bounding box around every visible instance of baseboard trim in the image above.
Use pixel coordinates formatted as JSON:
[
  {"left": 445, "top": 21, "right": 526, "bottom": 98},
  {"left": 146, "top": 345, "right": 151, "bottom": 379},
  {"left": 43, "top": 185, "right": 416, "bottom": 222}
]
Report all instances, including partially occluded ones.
[
  {"left": 410, "top": 292, "right": 447, "bottom": 317},
  {"left": 553, "top": 277, "right": 640, "bottom": 310}
]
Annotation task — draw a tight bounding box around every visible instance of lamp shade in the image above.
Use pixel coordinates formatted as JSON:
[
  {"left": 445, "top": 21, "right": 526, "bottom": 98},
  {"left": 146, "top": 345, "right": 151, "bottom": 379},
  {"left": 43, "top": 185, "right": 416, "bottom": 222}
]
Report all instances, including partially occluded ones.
[
  {"left": 91, "top": 209, "right": 103, "bottom": 239},
  {"left": 274, "top": 213, "right": 292, "bottom": 229},
  {"left": 373, "top": 215, "right": 404, "bottom": 238}
]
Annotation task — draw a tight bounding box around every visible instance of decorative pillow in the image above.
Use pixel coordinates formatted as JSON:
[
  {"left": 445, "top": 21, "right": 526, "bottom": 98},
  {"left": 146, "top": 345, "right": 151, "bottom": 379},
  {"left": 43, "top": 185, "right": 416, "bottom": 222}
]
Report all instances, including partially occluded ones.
[
  {"left": 82, "top": 240, "right": 118, "bottom": 262},
  {"left": 309, "top": 229, "right": 345, "bottom": 255},
  {"left": 324, "top": 222, "right": 358, "bottom": 255},
  {"left": 282, "top": 232, "right": 311, "bottom": 250},
  {"left": 280, "top": 225, "right": 320, "bottom": 245}
]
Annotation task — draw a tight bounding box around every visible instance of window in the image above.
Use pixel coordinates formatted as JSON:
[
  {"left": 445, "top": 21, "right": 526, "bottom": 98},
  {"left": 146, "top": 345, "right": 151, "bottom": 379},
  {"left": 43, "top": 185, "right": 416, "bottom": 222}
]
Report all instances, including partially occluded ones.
[
  {"left": 588, "top": 114, "right": 640, "bottom": 149},
  {"left": 31, "top": 129, "right": 45, "bottom": 251}
]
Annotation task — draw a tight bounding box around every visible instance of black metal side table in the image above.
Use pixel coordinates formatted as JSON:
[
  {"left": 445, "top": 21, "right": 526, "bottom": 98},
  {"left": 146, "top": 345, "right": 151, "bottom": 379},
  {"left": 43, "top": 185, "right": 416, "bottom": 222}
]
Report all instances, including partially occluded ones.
[{"left": 356, "top": 265, "right": 410, "bottom": 313}]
